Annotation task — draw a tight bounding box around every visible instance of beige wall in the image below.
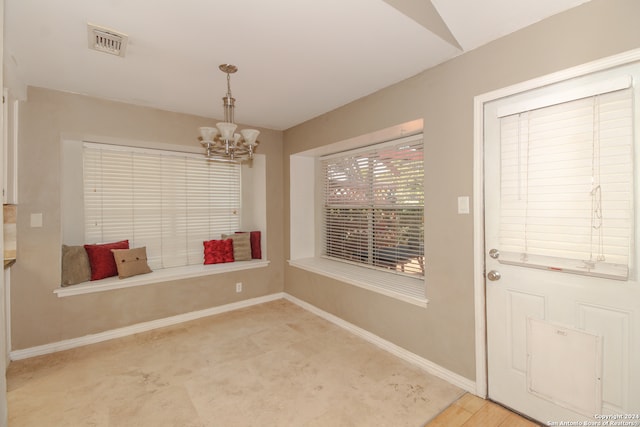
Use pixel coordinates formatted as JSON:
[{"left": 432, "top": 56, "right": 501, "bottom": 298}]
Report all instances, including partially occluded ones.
[
  {"left": 283, "top": 0, "right": 640, "bottom": 381},
  {"left": 11, "top": 87, "right": 284, "bottom": 350}
]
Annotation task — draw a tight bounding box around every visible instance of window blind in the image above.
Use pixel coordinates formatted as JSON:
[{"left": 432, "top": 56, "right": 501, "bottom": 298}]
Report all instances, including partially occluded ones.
[
  {"left": 498, "top": 87, "right": 633, "bottom": 280},
  {"left": 321, "top": 135, "right": 424, "bottom": 277},
  {"left": 83, "top": 143, "right": 241, "bottom": 269}
]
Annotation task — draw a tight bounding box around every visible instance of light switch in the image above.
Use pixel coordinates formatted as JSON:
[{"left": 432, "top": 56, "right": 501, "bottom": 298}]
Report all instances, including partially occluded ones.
[
  {"left": 457, "top": 196, "right": 470, "bottom": 214},
  {"left": 30, "top": 213, "right": 43, "bottom": 228}
]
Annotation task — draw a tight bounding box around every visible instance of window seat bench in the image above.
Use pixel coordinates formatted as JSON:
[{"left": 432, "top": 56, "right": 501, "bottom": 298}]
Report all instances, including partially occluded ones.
[{"left": 54, "top": 259, "right": 270, "bottom": 297}]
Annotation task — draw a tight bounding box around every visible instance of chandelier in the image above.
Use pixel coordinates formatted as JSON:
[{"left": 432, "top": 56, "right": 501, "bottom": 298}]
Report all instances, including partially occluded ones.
[{"left": 198, "top": 64, "right": 259, "bottom": 162}]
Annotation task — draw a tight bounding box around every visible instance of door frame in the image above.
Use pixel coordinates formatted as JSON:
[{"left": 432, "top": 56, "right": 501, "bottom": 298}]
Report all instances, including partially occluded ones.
[{"left": 472, "top": 47, "right": 640, "bottom": 399}]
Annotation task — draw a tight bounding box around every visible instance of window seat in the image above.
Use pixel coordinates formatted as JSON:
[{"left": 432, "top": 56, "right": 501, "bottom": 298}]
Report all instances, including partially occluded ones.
[{"left": 54, "top": 259, "right": 270, "bottom": 297}]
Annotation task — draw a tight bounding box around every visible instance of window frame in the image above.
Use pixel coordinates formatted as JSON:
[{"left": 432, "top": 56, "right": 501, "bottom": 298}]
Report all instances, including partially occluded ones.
[
  {"left": 288, "top": 121, "right": 427, "bottom": 307},
  {"left": 60, "top": 136, "right": 268, "bottom": 293}
]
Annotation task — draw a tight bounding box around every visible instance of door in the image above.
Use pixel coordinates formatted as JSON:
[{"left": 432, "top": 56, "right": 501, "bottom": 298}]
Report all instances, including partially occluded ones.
[{"left": 484, "top": 61, "right": 640, "bottom": 423}]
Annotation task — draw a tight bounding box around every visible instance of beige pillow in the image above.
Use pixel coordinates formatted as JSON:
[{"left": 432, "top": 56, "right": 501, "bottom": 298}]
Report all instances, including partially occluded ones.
[
  {"left": 221, "top": 232, "right": 251, "bottom": 261},
  {"left": 61, "top": 245, "right": 91, "bottom": 286},
  {"left": 111, "top": 247, "right": 152, "bottom": 279}
]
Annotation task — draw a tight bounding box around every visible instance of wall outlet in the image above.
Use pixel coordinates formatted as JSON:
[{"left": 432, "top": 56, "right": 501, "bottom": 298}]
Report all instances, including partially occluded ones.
[{"left": 235, "top": 282, "right": 242, "bottom": 293}]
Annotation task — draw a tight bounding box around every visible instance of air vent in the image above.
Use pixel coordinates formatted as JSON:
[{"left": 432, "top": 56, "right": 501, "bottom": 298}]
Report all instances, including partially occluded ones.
[{"left": 87, "top": 24, "right": 128, "bottom": 57}]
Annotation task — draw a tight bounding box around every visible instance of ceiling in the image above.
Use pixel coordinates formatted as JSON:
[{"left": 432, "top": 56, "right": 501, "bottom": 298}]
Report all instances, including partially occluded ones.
[{"left": 5, "top": 0, "right": 591, "bottom": 131}]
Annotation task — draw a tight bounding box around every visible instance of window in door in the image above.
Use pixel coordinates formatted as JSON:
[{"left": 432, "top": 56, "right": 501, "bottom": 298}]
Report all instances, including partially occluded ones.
[{"left": 497, "top": 79, "right": 633, "bottom": 280}]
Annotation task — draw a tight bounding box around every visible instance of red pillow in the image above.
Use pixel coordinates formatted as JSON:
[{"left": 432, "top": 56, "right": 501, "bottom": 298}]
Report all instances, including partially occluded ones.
[
  {"left": 236, "top": 231, "right": 261, "bottom": 259},
  {"left": 84, "top": 240, "right": 129, "bottom": 281},
  {"left": 204, "top": 239, "right": 234, "bottom": 264}
]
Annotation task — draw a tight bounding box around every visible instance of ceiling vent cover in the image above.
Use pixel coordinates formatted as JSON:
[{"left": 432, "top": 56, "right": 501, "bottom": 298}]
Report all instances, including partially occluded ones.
[{"left": 87, "top": 23, "right": 128, "bottom": 57}]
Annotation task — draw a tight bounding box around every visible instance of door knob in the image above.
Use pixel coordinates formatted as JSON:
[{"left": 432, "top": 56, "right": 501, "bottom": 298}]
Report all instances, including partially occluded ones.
[
  {"left": 489, "top": 249, "right": 499, "bottom": 259},
  {"left": 487, "top": 270, "right": 501, "bottom": 281}
]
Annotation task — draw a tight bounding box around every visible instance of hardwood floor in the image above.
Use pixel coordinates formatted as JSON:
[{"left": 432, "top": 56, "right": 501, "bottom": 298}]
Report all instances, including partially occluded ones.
[{"left": 427, "top": 393, "right": 541, "bottom": 427}]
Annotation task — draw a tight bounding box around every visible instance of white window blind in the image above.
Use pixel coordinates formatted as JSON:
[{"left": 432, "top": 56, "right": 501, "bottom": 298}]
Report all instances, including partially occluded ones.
[
  {"left": 321, "top": 135, "right": 424, "bottom": 277},
  {"left": 499, "top": 87, "right": 633, "bottom": 280},
  {"left": 83, "top": 143, "right": 241, "bottom": 270}
]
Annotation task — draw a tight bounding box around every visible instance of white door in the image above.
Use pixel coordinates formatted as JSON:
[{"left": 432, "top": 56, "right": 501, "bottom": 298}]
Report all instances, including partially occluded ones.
[{"left": 484, "top": 61, "right": 640, "bottom": 423}]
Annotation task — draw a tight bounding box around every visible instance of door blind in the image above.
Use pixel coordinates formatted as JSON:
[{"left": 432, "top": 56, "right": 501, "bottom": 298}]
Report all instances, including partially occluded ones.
[
  {"left": 498, "top": 87, "right": 633, "bottom": 279},
  {"left": 321, "top": 135, "right": 424, "bottom": 277},
  {"left": 83, "top": 143, "right": 241, "bottom": 269}
]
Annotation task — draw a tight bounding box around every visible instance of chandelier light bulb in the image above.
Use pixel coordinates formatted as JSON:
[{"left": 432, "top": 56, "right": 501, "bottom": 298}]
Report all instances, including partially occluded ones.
[
  {"left": 199, "top": 126, "right": 218, "bottom": 143},
  {"left": 216, "top": 122, "right": 237, "bottom": 140},
  {"left": 241, "top": 129, "right": 260, "bottom": 146}
]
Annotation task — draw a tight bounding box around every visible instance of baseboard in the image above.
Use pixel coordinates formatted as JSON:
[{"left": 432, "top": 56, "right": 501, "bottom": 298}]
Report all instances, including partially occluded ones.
[
  {"left": 283, "top": 293, "right": 477, "bottom": 394},
  {"left": 11, "top": 290, "right": 476, "bottom": 395},
  {"left": 10, "top": 293, "right": 285, "bottom": 361}
]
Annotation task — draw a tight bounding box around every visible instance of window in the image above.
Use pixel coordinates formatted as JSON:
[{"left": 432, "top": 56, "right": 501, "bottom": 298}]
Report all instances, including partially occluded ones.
[
  {"left": 321, "top": 135, "right": 424, "bottom": 277},
  {"left": 497, "top": 79, "right": 633, "bottom": 279},
  {"left": 289, "top": 121, "right": 426, "bottom": 306},
  {"left": 83, "top": 142, "right": 241, "bottom": 270}
]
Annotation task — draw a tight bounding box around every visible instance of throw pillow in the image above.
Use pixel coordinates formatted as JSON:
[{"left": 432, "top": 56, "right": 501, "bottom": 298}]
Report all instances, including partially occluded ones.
[
  {"left": 203, "top": 239, "right": 234, "bottom": 264},
  {"left": 111, "top": 247, "right": 153, "bottom": 279},
  {"left": 61, "top": 245, "right": 91, "bottom": 286},
  {"left": 222, "top": 232, "right": 251, "bottom": 261},
  {"left": 84, "top": 240, "right": 129, "bottom": 281},
  {"left": 235, "top": 231, "right": 261, "bottom": 259}
]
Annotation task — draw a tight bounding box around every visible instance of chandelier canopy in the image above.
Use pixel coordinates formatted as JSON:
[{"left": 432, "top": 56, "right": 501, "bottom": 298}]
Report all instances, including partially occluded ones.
[{"left": 198, "top": 64, "right": 259, "bottom": 162}]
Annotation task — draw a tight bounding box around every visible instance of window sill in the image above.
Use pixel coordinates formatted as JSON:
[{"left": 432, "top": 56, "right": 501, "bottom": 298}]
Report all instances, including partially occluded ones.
[
  {"left": 288, "top": 257, "right": 428, "bottom": 307},
  {"left": 54, "top": 260, "right": 270, "bottom": 298}
]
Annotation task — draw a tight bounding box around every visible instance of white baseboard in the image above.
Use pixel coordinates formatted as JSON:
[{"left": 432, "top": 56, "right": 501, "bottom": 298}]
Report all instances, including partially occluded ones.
[
  {"left": 10, "top": 293, "right": 285, "bottom": 361},
  {"left": 283, "top": 293, "right": 477, "bottom": 394},
  {"left": 11, "top": 290, "right": 476, "bottom": 396}
]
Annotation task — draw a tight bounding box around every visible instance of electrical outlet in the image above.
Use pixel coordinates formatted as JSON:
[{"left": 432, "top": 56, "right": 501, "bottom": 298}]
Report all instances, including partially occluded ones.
[{"left": 235, "top": 282, "right": 242, "bottom": 293}]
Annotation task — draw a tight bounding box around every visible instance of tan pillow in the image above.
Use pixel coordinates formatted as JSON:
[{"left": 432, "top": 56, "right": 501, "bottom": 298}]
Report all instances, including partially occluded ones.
[
  {"left": 61, "top": 245, "right": 91, "bottom": 286},
  {"left": 221, "top": 232, "right": 251, "bottom": 261},
  {"left": 111, "top": 247, "right": 152, "bottom": 279}
]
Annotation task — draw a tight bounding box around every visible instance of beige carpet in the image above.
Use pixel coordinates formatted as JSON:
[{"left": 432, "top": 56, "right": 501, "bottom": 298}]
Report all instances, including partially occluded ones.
[{"left": 7, "top": 299, "right": 464, "bottom": 426}]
